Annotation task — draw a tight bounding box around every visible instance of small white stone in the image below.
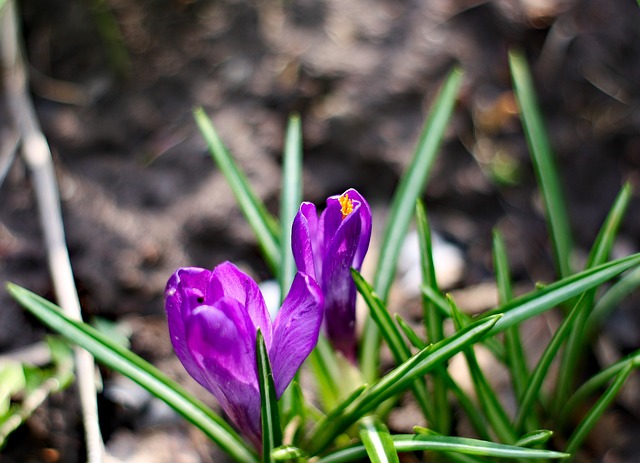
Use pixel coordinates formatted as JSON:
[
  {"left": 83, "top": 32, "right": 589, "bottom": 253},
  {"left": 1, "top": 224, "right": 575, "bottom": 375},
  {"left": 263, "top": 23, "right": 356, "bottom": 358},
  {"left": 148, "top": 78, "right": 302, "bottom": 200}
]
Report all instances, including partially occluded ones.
[
  {"left": 398, "top": 229, "right": 464, "bottom": 296},
  {"left": 259, "top": 279, "right": 282, "bottom": 320}
]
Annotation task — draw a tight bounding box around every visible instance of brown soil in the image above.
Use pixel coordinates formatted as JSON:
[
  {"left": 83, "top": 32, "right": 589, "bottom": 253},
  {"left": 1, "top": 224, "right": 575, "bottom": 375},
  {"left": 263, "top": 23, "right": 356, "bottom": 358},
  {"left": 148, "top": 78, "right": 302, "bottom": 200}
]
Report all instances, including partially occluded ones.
[{"left": 1, "top": 0, "right": 640, "bottom": 461}]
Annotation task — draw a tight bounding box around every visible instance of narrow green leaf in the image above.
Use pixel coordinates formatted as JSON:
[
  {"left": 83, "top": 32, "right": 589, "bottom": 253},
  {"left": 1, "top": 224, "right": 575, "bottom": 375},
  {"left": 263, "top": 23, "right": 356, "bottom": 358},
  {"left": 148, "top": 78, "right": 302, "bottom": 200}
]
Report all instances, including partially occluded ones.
[
  {"left": 194, "top": 108, "right": 281, "bottom": 274},
  {"left": 554, "top": 183, "right": 632, "bottom": 411},
  {"left": 7, "top": 283, "right": 259, "bottom": 463},
  {"left": 565, "top": 363, "right": 633, "bottom": 454},
  {"left": 352, "top": 269, "right": 433, "bottom": 423},
  {"left": 440, "top": 373, "right": 491, "bottom": 441},
  {"left": 308, "top": 336, "right": 342, "bottom": 410},
  {"left": 360, "top": 68, "right": 463, "bottom": 382},
  {"left": 416, "top": 200, "right": 451, "bottom": 434},
  {"left": 509, "top": 49, "right": 573, "bottom": 279},
  {"left": 421, "top": 285, "right": 506, "bottom": 361},
  {"left": 514, "top": 293, "right": 586, "bottom": 431},
  {"left": 416, "top": 201, "right": 444, "bottom": 344},
  {"left": 449, "top": 296, "right": 516, "bottom": 443},
  {"left": 394, "top": 314, "right": 426, "bottom": 349},
  {"left": 353, "top": 270, "right": 412, "bottom": 363},
  {"left": 257, "top": 330, "right": 282, "bottom": 463},
  {"left": 309, "top": 315, "right": 501, "bottom": 455},
  {"left": 272, "top": 445, "right": 306, "bottom": 461},
  {"left": 493, "top": 229, "right": 529, "bottom": 401},
  {"left": 589, "top": 265, "right": 640, "bottom": 330},
  {"left": 584, "top": 183, "right": 632, "bottom": 270},
  {"left": 279, "top": 114, "right": 303, "bottom": 299},
  {"left": 515, "top": 430, "right": 554, "bottom": 448},
  {"left": 359, "top": 416, "right": 400, "bottom": 463},
  {"left": 560, "top": 349, "right": 640, "bottom": 422},
  {"left": 316, "top": 434, "right": 569, "bottom": 463},
  {"left": 483, "top": 253, "right": 640, "bottom": 335}
]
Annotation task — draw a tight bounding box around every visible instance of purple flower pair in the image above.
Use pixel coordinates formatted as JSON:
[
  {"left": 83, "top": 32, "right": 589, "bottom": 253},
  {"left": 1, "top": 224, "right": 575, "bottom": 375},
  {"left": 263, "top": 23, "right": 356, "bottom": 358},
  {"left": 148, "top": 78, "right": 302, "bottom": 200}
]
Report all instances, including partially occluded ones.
[{"left": 165, "top": 189, "right": 371, "bottom": 444}]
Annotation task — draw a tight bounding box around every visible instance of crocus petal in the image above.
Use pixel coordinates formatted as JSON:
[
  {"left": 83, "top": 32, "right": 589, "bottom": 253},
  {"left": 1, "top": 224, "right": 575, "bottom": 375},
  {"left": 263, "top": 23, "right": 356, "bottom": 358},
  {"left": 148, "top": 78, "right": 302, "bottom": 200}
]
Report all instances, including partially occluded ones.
[
  {"left": 270, "top": 272, "right": 324, "bottom": 397},
  {"left": 319, "top": 195, "right": 345, "bottom": 255},
  {"left": 186, "top": 298, "right": 258, "bottom": 384},
  {"left": 165, "top": 267, "right": 212, "bottom": 387},
  {"left": 342, "top": 188, "right": 372, "bottom": 270},
  {"left": 186, "top": 299, "right": 262, "bottom": 445},
  {"left": 322, "top": 210, "right": 362, "bottom": 362},
  {"left": 208, "top": 262, "right": 273, "bottom": 349},
  {"left": 292, "top": 202, "right": 319, "bottom": 281}
]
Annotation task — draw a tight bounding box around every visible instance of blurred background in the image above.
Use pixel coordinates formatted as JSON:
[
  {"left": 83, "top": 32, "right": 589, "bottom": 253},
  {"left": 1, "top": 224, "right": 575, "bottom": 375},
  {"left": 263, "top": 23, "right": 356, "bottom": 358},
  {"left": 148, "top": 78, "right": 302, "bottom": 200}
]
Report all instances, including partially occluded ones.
[{"left": 1, "top": 0, "right": 640, "bottom": 461}]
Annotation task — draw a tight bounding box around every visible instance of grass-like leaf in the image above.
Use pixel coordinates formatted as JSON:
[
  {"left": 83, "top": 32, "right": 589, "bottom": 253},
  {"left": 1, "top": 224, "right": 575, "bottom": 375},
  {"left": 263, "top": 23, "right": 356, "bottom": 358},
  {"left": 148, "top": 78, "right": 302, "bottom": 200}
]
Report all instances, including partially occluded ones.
[
  {"left": 309, "top": 315, "right": 501, "bottom": 455},
  {"left": 449, "top": 296, "right": 516, "bottom": 443},
  {"left": 584, "top": 183, "right": 632, "bottom": 270},
  {"left": 416, "top": 201, "right": 444, "bottom": 344},
  {"left": 589, "top": 265, "right": 640, "bottom": 330},
  {"left": 440, "top": 373, "right": 491, "bottom": 441},
  {"left": 394, "top": 314, "right": 426, "bottom": 349},
  {"left": 359, "top": 416, "right": 400, "bottom": 463},
  {"left": 560, "top": 349, "right": 640, "bottom": 423},
  {"left": 416, "top": 201, "right": 451, "bottom": 434},
  {"left": 493, "top": 229, "right": 529, "bottom": 400},
  {"left": 509, "top": 49, "right": 573, "bottom": 279},
  {"left": 483, "top": 253, "right": 640, "bottom": 335},
  {"left": 316, "top": 434, "right": 569, "bottom": 462},
  {"left": 272, "top": 445, "right": 306, "bottom": 460},
  {"left": 515, "top": 430, "right": 554, "bottom": 448},
  {"left": 279, "top": 114, "right": 303, "bottom": 298},
  {"left": 352, "top": 269, "right": 433, "bottom": 422},
  {"left": 194, "top": 107, "right": 281, "bottom": 275},
  {"left": 421, "top": 285, "right": 506, "bottom": 361},
  {"left": 308, "top": 336, "right": 343, "bottom": 411},
  {"left": 360, "top": 68, "right": 463, "bottom": 382},
  {"left": 554, "top": 183, "right": 632, "bottom": 410},
  {"left": 513, "top": 293, "right": 586, "bottom": 431},
  {"left": 7, "top": 283, "right": 259, "bottom": 463},
  {"left": 257, "top": 330, "right": 282, "bottom": 463},
  {"left": 564, "top": 363, "right": 633, "bottom": 454}
]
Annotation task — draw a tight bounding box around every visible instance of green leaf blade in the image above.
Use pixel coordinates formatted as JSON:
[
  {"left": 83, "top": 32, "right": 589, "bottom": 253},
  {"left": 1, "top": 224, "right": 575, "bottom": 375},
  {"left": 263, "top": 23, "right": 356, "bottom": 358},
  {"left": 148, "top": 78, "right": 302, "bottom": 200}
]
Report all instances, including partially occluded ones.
[
  {"left": 257, "top": 330, "right": 282, "bottom": 463},
  {"left": 309, "top": 314, "right": 501, "bottom": 455},
  {"left": 360, "top": 67, "right": 463, "bottom": 382},
  {"left": 359, "top": 416, "right": 400, "bottom": 463},
  {"left": 352, "top": 269, "right": 433, "bottom": 423},
  {"left": 509, "top": 49, "right": 573, "bottom": 279},
  {"left": 194, "top": 107, "right": 281, "bottom": 274},
  {"left": 484, "top": 253, "right": 640, "bottom": 335},
  {"left": 493, "top": 229, "right": 529, "bottom": 400},
  {"left": 279, "top": 114, "right": 303, "bottom": 298},
  {"left": 7, "top": 283, "right": 259, "bottom": 463},
  {"left": 316, "top": 435, "right": 569, "bottom": 462}
]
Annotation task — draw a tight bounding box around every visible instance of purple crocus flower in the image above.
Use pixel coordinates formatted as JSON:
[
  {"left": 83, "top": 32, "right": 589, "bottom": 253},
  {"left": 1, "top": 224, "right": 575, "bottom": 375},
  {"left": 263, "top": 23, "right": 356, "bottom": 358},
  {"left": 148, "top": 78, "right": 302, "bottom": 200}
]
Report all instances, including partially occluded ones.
[
  {"left": 292, "top": 188, "right": 372, "bottom": 362},
  {"left": 165, "top": 262, "right": 323, "bottom": 446}
]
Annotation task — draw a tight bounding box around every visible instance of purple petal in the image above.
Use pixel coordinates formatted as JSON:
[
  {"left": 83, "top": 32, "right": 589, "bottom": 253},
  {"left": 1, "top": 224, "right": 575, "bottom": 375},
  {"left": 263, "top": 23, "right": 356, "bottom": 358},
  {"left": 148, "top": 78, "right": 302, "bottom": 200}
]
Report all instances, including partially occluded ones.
[
  {"left": 292, "top": 202, "right": 319, "bottom": 280},
  {"left": 186, "top": 298, "right": 257, "bottom": 384},
  {"left": 322, "top": 208, "right": 362, "bottom": 362},
  {"left": 165, "top": 267, "right": 212, "bottom": 387},
  {"left": 270, "top": 272, "right": 323, "bottom": 397},
  {"left": 342, "top": 188, "right": 372, "bottom": 270},
  {"left": 319, "top": 195, "right": 344, "bottom": 256},
  {"left": 185, "top": 297, "right": 262, "bottom": 444},
  {"left": 208, "top": 262, "right": 273, "bottom": 348}
]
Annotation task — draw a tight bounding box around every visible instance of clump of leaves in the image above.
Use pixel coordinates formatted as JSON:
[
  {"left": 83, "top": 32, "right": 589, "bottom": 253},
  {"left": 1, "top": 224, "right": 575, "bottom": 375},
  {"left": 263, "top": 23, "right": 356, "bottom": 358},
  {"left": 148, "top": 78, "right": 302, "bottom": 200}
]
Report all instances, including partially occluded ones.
[{"left": 8, "top": 50, "right": 639, "bottom": 462}]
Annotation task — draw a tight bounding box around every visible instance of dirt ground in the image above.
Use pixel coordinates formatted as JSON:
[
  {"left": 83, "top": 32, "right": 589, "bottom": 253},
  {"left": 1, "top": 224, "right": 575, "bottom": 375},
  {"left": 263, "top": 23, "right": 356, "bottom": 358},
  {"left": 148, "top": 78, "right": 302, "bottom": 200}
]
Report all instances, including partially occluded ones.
[{"left": 1, "top": 0, "right": 640, "bottom": 461}]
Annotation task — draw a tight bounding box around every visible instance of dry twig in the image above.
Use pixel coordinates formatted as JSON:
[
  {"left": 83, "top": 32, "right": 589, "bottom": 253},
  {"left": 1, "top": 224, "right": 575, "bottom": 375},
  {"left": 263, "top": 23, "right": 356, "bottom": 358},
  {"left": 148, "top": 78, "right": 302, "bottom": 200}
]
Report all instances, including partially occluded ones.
[{"left": 0, "top": 1, "right": 105, "bottom": 462}]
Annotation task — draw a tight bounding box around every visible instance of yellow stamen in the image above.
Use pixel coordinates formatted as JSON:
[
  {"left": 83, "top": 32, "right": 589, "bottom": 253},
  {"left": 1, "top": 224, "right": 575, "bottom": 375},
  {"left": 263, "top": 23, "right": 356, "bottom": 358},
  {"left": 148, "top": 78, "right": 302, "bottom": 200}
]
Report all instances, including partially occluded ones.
[{"left": 339, "top": 193, "right": 354, "bottom": 220}]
